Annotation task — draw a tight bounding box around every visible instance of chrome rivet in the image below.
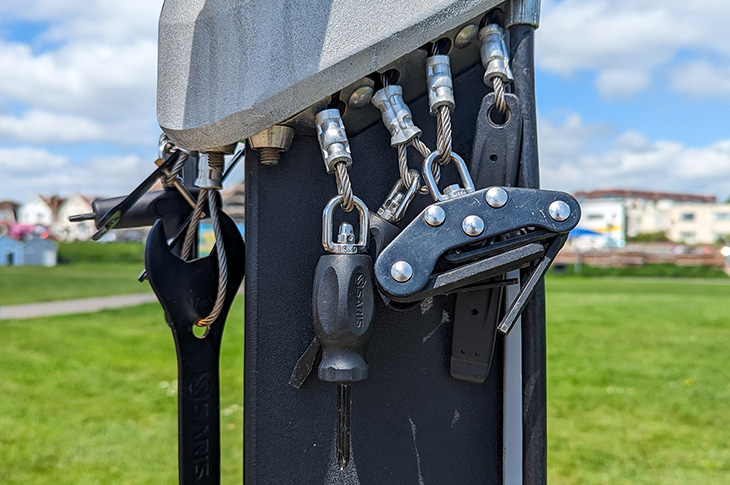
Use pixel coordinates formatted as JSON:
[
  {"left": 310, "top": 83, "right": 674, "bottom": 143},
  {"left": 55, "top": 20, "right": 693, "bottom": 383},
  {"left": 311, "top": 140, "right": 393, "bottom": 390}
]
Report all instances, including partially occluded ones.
[
  {"left": 549, "top": 201, "right": 571, "bottom": 221},
  {"left": 462, "top": 215, "right": 485, "bottom": 237},
  {"left": 455, "top": 24, "right": 478, "bottom": 48},
  {"left": 348, "top": 85, "right": 375, "bottom": 109},
  {"left": 423, "top": 205, "right": 446, "bottom": 227},
  {"left": 391, "top": 261, "right": 413, "bottom": 283},
  {"left": 485, "top": 187, "right": 508, "bottom": 208}
]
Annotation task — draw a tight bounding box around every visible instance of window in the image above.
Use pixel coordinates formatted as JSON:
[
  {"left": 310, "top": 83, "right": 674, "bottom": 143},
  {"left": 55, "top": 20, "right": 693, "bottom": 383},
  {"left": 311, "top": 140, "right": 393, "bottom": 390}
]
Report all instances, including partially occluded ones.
[
  {"left": 680, "top": 231, "right": 695, "bottom": 240},
  {"left": 715, "top": 213, "right": 730, "bottom": 221},
  {"left": 680, "top": 213, "right": 695, "bottom": 221}
]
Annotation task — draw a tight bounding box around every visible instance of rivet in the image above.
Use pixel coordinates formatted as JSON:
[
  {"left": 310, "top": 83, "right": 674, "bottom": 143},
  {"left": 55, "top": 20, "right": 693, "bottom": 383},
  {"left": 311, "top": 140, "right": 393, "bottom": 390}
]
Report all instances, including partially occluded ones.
[
  {"left": 455, "top": 24, "right": 478, "bottom": 48},
  {"left": 391, "top": 261, "right": 413, "bottom": 283},
  {"left": 549, "top": 201, "right": 571, "bottom": 221},
  {"left": 462, "top": 215, "right": 485, "bottom": 236},
  {"left": 485, "top": 187, "right": 508, "bottom": 208},
  {"left": 423, "top": 205, "right": 446, "bottom": 227},
  {"left": 348, "top": 85, "right": 375, "bottom": 109}
]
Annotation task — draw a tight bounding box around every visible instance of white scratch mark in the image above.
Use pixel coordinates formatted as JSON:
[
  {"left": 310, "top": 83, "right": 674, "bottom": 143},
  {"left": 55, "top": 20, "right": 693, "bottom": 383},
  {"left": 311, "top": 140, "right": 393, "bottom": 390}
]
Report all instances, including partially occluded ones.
[
  {"left": 441, "top": 309, "right": 451, "bottom": 324},
  {"left": 419, "top": 297, "right": 433, "bottom": 314},
  {"left": 409, "top": 417, "right": 425, "bottom": 485},
  {"left": 422, "top": 321, "right": 443, "bottom": 344},
  {"left": 451, "top": 409, "right": 461, "bottom": 428}
]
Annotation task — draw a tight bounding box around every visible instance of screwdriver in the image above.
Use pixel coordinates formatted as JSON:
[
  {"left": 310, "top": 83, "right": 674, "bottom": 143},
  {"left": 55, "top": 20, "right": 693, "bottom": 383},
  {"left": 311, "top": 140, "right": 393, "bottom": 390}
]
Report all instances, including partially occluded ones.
[{"left": 313, "top": 221, "right": 375, "bottom": 470}]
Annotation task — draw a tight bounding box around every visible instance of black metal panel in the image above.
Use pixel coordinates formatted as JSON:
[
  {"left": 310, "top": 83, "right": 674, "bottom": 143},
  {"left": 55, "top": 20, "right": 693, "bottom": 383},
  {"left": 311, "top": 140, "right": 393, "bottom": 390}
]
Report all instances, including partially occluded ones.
[{"left": 245, "top": 65, "right": 509, "bottom": 484}]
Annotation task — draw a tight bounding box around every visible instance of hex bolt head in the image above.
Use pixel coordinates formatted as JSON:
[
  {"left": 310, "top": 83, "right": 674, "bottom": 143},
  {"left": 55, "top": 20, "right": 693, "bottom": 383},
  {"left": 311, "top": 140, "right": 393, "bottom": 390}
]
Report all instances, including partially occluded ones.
[
  {"left": 391, "top": 261, "right": 413, "bottom": 283},
  {"left": 348, "top": 85, "right": 375, "bottom": 109},
  {"left": 462, "top": 215, "right": 485, "bottom": 237},
  {"left": 485, "top": 187, "right": 508, "bottom": 208},
  {"left": 549, "top": 201, "right": 571, "bottom": 221},
  {"left": 423, "top": 205, "right": 446, "bottom": 227},
  {"left": 455, "top": 24, "right": 478, "bottom": 48}
]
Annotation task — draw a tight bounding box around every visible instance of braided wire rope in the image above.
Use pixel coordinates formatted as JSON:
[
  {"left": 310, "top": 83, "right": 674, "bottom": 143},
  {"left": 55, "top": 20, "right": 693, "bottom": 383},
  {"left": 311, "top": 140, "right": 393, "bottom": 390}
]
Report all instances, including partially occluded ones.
[
  {"left": 195, "top": 190, "right": 228, "bottom": 327},
  {"left": 436, "top": 106, "right": 453, "bottom": 165},
  {"left": 335, "top": 162, "right": 355, "bottom": 212},
  {"left": 493, "top": 76, "right": 507, "bottom": 114}
]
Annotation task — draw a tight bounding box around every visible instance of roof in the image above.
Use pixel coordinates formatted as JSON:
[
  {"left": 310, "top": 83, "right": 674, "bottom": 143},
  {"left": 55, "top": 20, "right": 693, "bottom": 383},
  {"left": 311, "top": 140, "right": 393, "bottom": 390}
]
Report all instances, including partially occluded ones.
[{"left": 573, "top": 189, "right": 716, "bottom": 203}]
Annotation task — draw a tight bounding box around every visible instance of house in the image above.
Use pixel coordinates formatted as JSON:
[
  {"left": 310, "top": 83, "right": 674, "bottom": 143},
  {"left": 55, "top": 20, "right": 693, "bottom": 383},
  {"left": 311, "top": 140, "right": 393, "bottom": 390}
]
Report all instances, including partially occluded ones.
[
  {"left": 17, "top": 194, "right": 64, "bottom": 227},
  {"left": 574, "top": 189, "right": 716, "bottom": 238},
  {"left": 0, "top": 236, "right": 23, "bottom": 266},
  {"left": 569, "top": 199, "right": 626, "bottom": 249},
  {"left": 55, "top": 193, "right": 96, "bottom": 241},
  {"left": 223, "top": 182, "right": 245, "bottom": 224},
  {"left": 0, "top": 200, "right": 18, "bottom": 236},
  {"left": 23, "top": 238, "right": 58, "bottom": 266},
  {"left": 0, "top": 236, "right": 58, "bottom": 267},
  {"left": 667, "top": 204, "right": 730, "bottom": 245}
]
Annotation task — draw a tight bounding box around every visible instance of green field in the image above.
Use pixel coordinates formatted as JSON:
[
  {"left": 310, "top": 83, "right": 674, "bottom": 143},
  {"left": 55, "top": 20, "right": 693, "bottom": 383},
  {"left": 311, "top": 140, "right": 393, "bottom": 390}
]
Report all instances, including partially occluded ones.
[
  {"left": 0, "top": 242, "right": 149, "bottom": 305},
  {"left": 0, "top": 300, "right": 244, "bottom": 484},
  {"left": 546, "top": 277, "right": 730, "bottom": 483},
  {"left": 2, "top": 276, "right": 730, "bottom": 483}
]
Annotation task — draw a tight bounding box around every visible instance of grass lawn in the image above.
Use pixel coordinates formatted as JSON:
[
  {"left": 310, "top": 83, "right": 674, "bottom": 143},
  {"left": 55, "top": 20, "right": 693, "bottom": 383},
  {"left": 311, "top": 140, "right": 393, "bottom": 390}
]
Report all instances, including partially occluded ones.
[
  {"left": 2, "top": 277, "right": 730, "bottom": 482},
  {"left": 546, "top": 276, "right": 730, "bottom": 484},
  {"left": 0, "top": 298, "right": 243, "bottom": 484},
  {"left": 0, "top": 262, "right": 150, "bottom": 305},
  {"left": 1, "top": 241, "right": 149, "bottom": 305}
]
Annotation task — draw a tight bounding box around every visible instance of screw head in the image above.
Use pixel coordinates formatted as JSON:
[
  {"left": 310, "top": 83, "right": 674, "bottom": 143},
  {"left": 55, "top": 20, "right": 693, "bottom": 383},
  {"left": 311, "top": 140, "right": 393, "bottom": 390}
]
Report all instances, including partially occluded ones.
[
  {"left": 462, "top": 215, "right": 485, "bottom": 237},
  {"left": 454, "top": 24, "right": 478, "bottom": 48},
  {"left": 348, "top": 85, "right": 375, "bottom": 109},
  {"left": 391, "top": 261, "right": 413, "bottom": 283},
  {"left": 485, "top": 187, "right": 508, "bottom": 208},
  {"left": 423, "top": 205, "right": 446, "bottom": 227},
  {"left": 549, "top": 201, "right": 571, "bottom": 221}
]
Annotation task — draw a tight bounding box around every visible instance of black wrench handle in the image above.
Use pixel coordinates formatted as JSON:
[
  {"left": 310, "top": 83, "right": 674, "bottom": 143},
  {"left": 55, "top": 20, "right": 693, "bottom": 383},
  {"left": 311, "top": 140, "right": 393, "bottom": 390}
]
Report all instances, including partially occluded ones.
[{"left": 172, "top": 321, "right": 224, "bottom": 485}]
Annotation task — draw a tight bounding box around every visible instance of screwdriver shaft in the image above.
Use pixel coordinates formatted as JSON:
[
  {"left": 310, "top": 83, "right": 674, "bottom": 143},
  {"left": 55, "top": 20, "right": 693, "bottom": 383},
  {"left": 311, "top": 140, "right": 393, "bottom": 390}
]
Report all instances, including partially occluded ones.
[{"left": 336, "top": 383, "right": 351, "bottom": 470}]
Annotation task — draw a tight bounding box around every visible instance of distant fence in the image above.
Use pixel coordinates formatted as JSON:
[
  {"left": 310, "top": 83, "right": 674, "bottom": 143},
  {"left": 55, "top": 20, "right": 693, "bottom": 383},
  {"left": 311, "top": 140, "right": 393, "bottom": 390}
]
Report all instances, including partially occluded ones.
[{"left": 556, "top": 251, "right": 726, "bottom": 268}]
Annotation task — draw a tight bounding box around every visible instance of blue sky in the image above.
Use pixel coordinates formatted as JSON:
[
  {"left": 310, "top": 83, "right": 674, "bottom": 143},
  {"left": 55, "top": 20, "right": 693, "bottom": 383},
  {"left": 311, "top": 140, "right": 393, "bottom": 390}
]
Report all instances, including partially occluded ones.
[{"left": 0, "top": 0, "right": 728, "bottom": 202}]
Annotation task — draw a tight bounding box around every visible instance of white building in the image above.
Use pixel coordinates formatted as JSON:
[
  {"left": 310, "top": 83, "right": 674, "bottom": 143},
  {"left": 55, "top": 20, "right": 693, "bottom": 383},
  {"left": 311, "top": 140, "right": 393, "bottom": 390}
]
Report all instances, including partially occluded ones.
[
  {"left": 55, "top": 194, "right": 95, "bottom": 241},
  {"left": 571, "top": 200, "right": 626, "bottom": 249},
  {"left": 574, "top": 189, "right": 715, "bottom": 238},
  {"left": 17, "top": 194, "right": 62, "bottom": 227},
  {"left": 667, "top": 204, "right": 730, "bottom": 244}
]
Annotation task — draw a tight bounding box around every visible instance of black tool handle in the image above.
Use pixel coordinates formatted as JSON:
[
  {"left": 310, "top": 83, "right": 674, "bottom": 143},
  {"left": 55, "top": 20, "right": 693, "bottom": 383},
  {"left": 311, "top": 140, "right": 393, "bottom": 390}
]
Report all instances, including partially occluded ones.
[
  {"left": 172, "top": 320, "right": 224, "bottom": 485},
  {"left": 313, "top": 253, "right": 375, "bottom": 383},
  {"left": 145, "top": 212, "right": 245, "bottom": 485}
]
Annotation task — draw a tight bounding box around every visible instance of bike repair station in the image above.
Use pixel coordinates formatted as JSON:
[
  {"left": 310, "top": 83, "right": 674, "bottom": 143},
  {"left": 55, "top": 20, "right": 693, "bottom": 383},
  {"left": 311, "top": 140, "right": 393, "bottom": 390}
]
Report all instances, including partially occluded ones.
[{"left": 72, "top": 0, "right": 578, "bottom": 482}]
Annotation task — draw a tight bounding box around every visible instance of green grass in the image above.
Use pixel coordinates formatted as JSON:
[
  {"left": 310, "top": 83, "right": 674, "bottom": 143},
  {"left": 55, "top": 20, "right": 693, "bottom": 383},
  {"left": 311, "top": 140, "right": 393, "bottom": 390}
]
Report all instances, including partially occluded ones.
[
  {"left": 546, "top": 277, "right": 730, "bottom": 484},
  {"left": 0, "top": 299, "right": 243, "bottom": 484},
  {"left": 0, "top": 262, "right": 150, "bottom": 305},
  {"left": 3, "top": 277, "right": 730, "bottom": 482},
  {"left": 552, "top": 262, "right": 729, "bottom": 279},
  {"left": 58, "top": 241, "right": 146, "bottom": 265},
  {"left": 0, "top": 241, "right": 149, "bottom": 305}
]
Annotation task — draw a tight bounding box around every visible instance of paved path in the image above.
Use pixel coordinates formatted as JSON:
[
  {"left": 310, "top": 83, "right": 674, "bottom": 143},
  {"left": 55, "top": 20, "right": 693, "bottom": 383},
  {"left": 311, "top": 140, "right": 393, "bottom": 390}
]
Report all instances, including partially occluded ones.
[{"left": 0, "top": 293, "right": 159, "bottom": 320}]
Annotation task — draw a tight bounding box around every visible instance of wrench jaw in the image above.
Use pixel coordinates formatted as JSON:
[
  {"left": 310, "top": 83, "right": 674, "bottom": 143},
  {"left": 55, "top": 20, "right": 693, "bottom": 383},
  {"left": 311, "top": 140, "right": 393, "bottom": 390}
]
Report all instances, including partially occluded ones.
[
  {"left": 145, "top": 209, "right": 245, "bottom": 336},
  {"left": 144, "top": 210, "right": 244, "bottom": 485}
]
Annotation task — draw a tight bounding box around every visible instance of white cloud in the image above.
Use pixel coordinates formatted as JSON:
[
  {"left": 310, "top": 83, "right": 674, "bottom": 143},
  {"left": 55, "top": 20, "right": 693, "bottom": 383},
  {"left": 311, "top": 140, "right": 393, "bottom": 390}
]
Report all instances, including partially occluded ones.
[
  {"left": 538, "top": 113, "right": 730, "bottom": 199},
  {"left": 595, "top": 69, "right": 651, "bottom": 99},
  {"left": 0, "top": 0, "right": 163, "bottom": 156},
  {"left": 0, "top": 40, "right": 157, "bottom": 120},
  {"left": 669, "top": 61, "right": 730, "bottom": 100},
  {"left": 538, "top": 0, "right": 730, "bottom": 98},
  {"left": 0, "top": 1, "right": 162, "bottom": 44},
  {"left": 0, "top": 110, "right": 156, "bottom": 145},
  {"left": 0, "top": 147, "right": 149, "bottom": 202}
]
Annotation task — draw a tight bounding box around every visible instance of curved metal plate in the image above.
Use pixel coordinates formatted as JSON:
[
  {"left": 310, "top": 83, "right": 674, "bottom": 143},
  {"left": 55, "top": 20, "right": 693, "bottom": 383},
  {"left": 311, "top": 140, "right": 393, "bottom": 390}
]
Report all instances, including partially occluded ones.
[{"left": 157, "top": 0, "right": 503, "bottom": 150}]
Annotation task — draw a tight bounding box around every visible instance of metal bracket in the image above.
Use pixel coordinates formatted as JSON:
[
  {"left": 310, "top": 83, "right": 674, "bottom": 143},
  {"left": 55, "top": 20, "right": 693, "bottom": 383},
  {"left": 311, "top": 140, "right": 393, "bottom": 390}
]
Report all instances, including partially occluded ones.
[{"left": 374, "top": 187, "right": 580, "bottom": 300}]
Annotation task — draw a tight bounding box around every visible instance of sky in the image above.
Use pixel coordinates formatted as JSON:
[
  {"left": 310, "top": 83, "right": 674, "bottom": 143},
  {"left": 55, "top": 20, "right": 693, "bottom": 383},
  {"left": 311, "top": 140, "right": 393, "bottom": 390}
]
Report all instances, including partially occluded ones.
[{"left": 0, "top": 0, "right": 728, "bottom": 203}]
